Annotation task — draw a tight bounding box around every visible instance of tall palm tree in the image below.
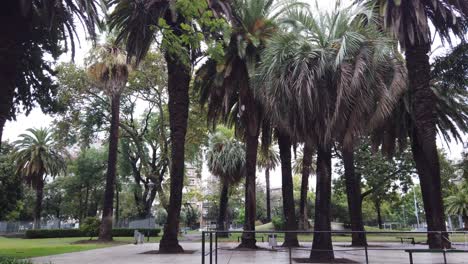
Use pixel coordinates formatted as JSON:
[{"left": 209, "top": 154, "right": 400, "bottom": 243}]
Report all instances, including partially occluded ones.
[
  {"left": 445, "top": 184, "right": 468, "bottom": 230},
  {"left": 371, "top": 41, "right": 468, "bottom": 247},
  {"left": 108, "top": 0, "right": 230, "bottom": 252},
  {"left": 0, "top": 1, "right": 101, "bottom": 149},
  {"left": 256, "top": 3, "right": 406, "bottom": 260},
  {"left": 362, "top": 0, "right": 468, "bottom": 249},
  {"left": 257, "top": 144, "right": 280, "bottom": 222},
  {"left": 206, "top": 127, "right": 246, "bottom": 237},
  {"left": 13, "top": 128, "right": 66, "bottom": 229},
  {"left": 87, "top": 43, "right": 130, "bottom": 241},
  {"left": 196, "top": 0, "right": 300, "bottom": 248}
]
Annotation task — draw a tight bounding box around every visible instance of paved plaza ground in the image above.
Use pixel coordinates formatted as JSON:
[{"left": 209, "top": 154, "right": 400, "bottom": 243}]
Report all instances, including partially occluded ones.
[{"left": 31, "top": 242, "right": 468, "bottom": 264}]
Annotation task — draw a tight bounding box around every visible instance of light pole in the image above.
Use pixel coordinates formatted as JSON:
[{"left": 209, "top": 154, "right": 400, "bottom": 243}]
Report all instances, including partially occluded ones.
[{"left": 413, "top": 188, "right": 420, "bottom": 229}]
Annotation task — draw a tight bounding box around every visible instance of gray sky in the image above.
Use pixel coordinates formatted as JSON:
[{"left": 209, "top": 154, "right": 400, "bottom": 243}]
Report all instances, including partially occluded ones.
[{"left": 4, "top": 0, "right": 466, "bottom": 189}]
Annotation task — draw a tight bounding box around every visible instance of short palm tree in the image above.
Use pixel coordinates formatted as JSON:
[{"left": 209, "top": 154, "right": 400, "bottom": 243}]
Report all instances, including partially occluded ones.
[
  {"left": 445, "top": 185, "right": 468, "bottom": 230},
  {"left": 362, "top": 0, "right": 468, "bottom": 249},
  {"left": 256, "top": 3, "right": 406, "bottom": 260},
  {"left": 293, "top": 144, "right": 314, "bottom": 230},
  {"left": 257, "top": 144, "right": 279, "bottom": 222},
  {"left": 0, "top": 0, "right": 101, "bottom": 149},
  {"left": 206, "top": 127, "right": 246, "bottom": 236},
  {"left": 13, "top": 128, "right": 66, "bottom": 229},
  {"left": 87, "top": 42, "right": 130, "bottom": 241}
]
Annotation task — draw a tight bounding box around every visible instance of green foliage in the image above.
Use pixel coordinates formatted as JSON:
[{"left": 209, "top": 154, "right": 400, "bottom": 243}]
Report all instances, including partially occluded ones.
[
  {"left": 0, "top": 143, "right": 23, "bottom": 220},
  {"left": 0, "top": 257, "right": 32, "bottom": 264},
  {"left": 24, "top": 228, "right": 161, "bottom": 239},
  {"left": 80, "top": 217, "right": 101, "bottom": 240},
  {"left": 271, "top": 215, "right": 285, "bottom": 230},
  {"left": 445, "top": 183, "right": 468, "bottom": 218}
]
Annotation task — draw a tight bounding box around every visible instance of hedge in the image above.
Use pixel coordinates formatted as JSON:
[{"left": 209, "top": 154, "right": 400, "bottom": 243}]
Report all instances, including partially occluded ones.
[
  {"left": 0, "top": 257, "right": 32, "bottom": 264},
  {"left": 24, "top": 228, "right": 161, "bottom": 239}
]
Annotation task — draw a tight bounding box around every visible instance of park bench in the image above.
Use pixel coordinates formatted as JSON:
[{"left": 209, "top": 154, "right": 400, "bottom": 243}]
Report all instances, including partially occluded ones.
[
  {"left": 397, "top": 236, "right": 415, "bottom": 245},
  {"left": 405, "top": 249, "right": 468, "bottom": 264}
]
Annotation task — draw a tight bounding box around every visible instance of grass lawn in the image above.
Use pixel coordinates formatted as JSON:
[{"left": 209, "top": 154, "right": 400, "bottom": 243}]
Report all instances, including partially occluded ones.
[{"left": 0, "top": 236, "right": 162, "bottom": 259}]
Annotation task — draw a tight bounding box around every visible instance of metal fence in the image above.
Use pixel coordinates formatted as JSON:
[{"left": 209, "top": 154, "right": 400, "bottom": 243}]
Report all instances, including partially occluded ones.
[{"left": 201, "top": 230, "right": 468, "bottom": 264}]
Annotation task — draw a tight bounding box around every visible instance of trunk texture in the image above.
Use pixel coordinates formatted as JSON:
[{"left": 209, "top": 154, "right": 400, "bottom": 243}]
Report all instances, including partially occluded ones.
[
  {"left": 99, "top": 93, "right": 121, "bottom": 241},
  {"left": 34, "top": 179, "right": 44, "bottom": 229},
  {"left": 159, "top": 51, "right": 190, "bottom": 253},
  {"left": 406, "top": 44, "right": 450, "bottom": 249},
  {"left": 375, "top": 201, "right": 383, "bottom": 229},
  {"left": 239, "top": 133, "right": 259, "bottom": 248},
  {"left": 463, "top": 215, "right": 468, "bottom": 230},
  {"left": 265, "top": 169, "right": 271, "bottom": 222},
  {"left": 299, "top": 143, "right": 313, "bottom": 230},
  {"left": 343, "top": 149, "right": 367, "bottom": 246},
  {"left": 217, "top": 182, "right": 229, "bottom": 237},
  {"left": 310, "top": 144, "right": 334, "bottom": 261},
  {"left": 278, "top": 130, "right": 299, "bottom": 247}
]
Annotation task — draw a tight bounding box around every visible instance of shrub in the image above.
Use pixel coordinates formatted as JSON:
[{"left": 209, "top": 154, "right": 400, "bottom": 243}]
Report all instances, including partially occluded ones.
[
  {"left": 24, "top": 228, "right": 161, "bottom": 238},
  {"left": 25, "top": 229, "right": 83, "bottom": 238},
  {"left": 0, "top": 257, "right": 32, "bottom": 264},
  {"left": 80, "top": 217, "right": 101, "bottom": 240},
  {"left": 271, "top": 216, "right": 284, "bottom": 230},
  {"left": 255, "top": 220, "right": 263, "bottom": 226}
]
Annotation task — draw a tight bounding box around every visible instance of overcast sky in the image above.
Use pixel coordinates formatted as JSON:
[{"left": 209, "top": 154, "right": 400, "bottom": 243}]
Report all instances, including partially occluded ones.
[{"left": 4, "top": 0, "right": 466, "bottom": 189}]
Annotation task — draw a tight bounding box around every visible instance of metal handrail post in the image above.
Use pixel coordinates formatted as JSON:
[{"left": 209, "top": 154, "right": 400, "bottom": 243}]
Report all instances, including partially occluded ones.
[
  {"left": 364, "top": 243, "right": 369, "bottom": 264},
  {"left": 215, "top": 232, "right": 218, "bottom": 264},
  {"left": 202, "top": 231, "right": 205, "bottom": 264},
  {"left": 210, "top": 231, "right": 213, "bottom": 264}
]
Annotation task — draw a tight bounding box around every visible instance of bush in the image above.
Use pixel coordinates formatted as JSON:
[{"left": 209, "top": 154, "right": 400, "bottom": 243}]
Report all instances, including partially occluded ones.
[
  {"left": 255, "top": 220, "right": 263, "bottom": 226},
  {"left": 24, "top": 228, "right": 161, "bottom": 239},
  {"left": 80, "top": 217, "right": 101, "bottom": 239},
  {"left": 0, "top": 257, "right": 32, "bottom": 264},
  {"left": 271, "top": 216, "right": 284, "bottom": 230},
  {"left": 25, "top": 229, "right": 83, "bottom": 238}
]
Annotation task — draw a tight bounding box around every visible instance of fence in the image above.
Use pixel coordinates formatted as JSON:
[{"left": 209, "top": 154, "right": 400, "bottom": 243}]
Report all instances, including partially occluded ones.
[
  {"left": 201, "top": 230, "right": 468, "bottom": 264},
  {"left": 0, "top": 219, "right": 78, "bottom": 234}
]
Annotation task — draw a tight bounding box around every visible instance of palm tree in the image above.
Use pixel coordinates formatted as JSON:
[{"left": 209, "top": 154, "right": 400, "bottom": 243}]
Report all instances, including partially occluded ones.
[
  {"left": 445, "top": 184, "right": 468, "bottom": 230},
  {"left": 256, "top": 3, "right": 406, "bottom": 260},
  {"left": 13, "top": 128, "right": 66, "bottom": 229},
  {"left": 362, "top": 0, "right": 468, "bottom": 249},
  {"left": 196, "top": 0, "right": 300, "bottom": 248},
  {"left": 87, "top": 43, "right": 130, "bottom": 241},
  {"left": 206, "top": 127, "right": 246, "bottom": 237},
  {"left": 257, "top": 144, "right": 279, "bottom": 222},
  {"left": 371, "top": 41, "right": 468, "bottom": 247},
  {"left": 108, "top": 0, "right": 230, "bottom": 252},
  {"left": 0, "top": 1, "right": 101, "bottom": 149},
  {"left": 293, "top": 144, "right": 314, "bottom": 231}
]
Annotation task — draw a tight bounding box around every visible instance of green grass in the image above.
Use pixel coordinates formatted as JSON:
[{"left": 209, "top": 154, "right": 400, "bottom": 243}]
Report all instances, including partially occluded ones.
[{"left": 0, "top": 236, "right": 161, "bottom": 259}]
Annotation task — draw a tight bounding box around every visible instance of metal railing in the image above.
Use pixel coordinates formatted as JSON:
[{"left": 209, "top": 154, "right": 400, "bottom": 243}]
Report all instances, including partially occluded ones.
[{"left": 201, "top": 230, "right": 468, "bottom": 264}]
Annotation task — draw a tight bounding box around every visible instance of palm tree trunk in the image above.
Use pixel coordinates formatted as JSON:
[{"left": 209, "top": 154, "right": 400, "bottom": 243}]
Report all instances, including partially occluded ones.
[
  {"left": 343, "top": 148, "right": 367, "bottom": 246},
  {"left": 375, "top": 200, "right": 383, "bottom": 229},
  {"left": 299, "top": 143, "right": 313, "bottom": 230},
  {"left": 265, "top": 169, "right": 271, "bottom": 222},
  {"left": 159, "top": 51, "right": 191, "bottom": 253},
  {"left": 217, "top": 182, "right": 229, "bottom": 237},
  {"left": 34, "top": 179, "right": 44, "bottom": 229},
  {"left": 99, "top": 92, "right": 121, "bottom": 241},
  {"left": 406, "top": 44, "right": 449, "bottom": 249},
  {"left": 239, "top": 132, "right": 259, "bottom": 249},
  {"left": 310, "top": 144, "right": 334, "bottom": 261},
  {"left": 278, "top": 130, "right": 299, "bottom": 247},
  {"left": 463, "top": 215, "right": 468, "bottom": 230}
]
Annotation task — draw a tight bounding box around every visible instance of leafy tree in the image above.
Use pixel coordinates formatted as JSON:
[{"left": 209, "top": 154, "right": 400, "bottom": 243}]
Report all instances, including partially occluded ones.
[
  {"left": 0, "top": 142, "right": 23, "bottom": 220},
  {"left": 13, "top": 128, "right": 66, "bottom": 228},
  {"left": 257, "top": 145, "right": 279, "bottom": 222},
  {"left": 363, "top": 0, "right": 468, "bottom": 249},
  {"left": 80, "top": 217, "right": 101, "bottom": 240},
  {"left": 0, "top": 0, "right": 101, "bottom": 148},
  {"left": 87, "top": 42, "right": 131, "bottom": 241},
  {"left": 108, "top": 0, "right": 228, "bottom": 252},
  {"left": 206, "top": 127, "right": 245, "bottom": 236}
]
